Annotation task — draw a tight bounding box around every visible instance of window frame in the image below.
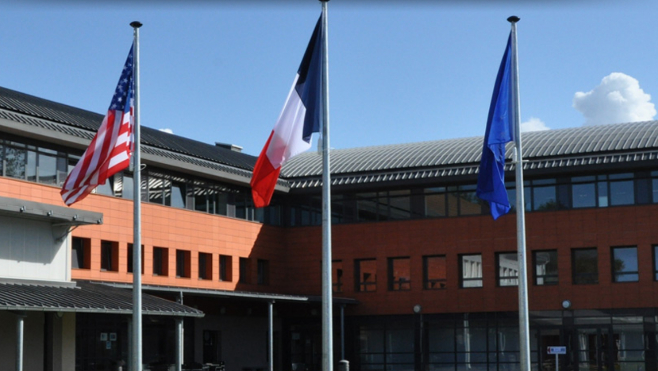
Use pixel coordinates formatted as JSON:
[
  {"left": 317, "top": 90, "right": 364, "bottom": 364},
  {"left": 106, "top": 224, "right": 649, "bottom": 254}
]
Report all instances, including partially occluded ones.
[
  {"left": 423, "top": 255, "right": 447, "bottom": 290},
  {"left": 572, "top": 247, "right": 599, "bottom": 285},
  {"left": 611, "top": 246, "right": 639, "bottom": 283},
  {"left": 496, "top": 252, "right": 520, "bottom": 287},
  {"left": 533, "top": 249, "right": 558, "bottom": 286},
  {"left": 355, "top": 258, "right": 377, "bottom": 292},
  {"left": 387, "top": 257, "right": 411, "bottom": 291},
  {"left": 459, "top": 254, "right": 483, "bottom": 288}
]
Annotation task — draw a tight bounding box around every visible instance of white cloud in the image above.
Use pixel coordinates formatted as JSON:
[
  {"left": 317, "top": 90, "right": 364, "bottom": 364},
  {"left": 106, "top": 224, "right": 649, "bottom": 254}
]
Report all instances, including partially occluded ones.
[
  {"left": 159, "top": 128, "right": 173, "bottom": 134},
  {"left": 573, "top": 72, "right": 656, "bottom": 126},
  {"left": 521, "top": 117, "right": 549, "bottom": 132}
]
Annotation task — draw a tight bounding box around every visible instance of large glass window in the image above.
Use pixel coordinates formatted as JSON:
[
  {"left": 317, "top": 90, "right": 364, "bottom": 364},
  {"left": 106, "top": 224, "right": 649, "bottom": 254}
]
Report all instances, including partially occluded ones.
[
  {"left": 425, "top": 187, "right": 447, "bottom": 217},
  {"left": 496, "top": 252, "right": 519, "bottom": 286},
  {"left": 572, "top": 248, "right": 598, "bottom": 284},
  {"left": 530, "top": 179, "right": 559, "bottom": 211},
  {"left": 609, "top": 173, "right": 635, "bottom": 206},
  {"left": 533, "top": 250, "right": 558, "bottom": 285},
  {"left": 572, "top": 176, "right": 597, "bottom": 208},
  {"left": 387, "top": 257, "right": 411, "bottom": 291},
  {"left": 355, "top": 258, "right": 377, "bottom": 292},
  {"left": 612, "top": 246, "right": 638, "bottom": 282},
  {"left": 357, "top": 320, "right": 414, "bottom": 371},
  {"left": 460, "top": 254, "right": 482, "bottom": 288},
  {"left": 423, "top": 255, "right": 446, "bottom": 290}
]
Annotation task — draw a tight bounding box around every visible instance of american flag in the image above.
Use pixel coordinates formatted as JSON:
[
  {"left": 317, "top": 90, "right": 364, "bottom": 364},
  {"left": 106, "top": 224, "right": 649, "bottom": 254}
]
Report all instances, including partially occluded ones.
[{"left": 61, "top": 44, "right": 135, "bottom": 206}]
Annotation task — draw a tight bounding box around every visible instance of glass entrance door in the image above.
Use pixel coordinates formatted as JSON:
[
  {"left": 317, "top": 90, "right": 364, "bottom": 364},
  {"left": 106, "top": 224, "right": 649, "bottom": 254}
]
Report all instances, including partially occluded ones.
[{"left": 575, "top": 327, "right": 612, "bottom": 371}]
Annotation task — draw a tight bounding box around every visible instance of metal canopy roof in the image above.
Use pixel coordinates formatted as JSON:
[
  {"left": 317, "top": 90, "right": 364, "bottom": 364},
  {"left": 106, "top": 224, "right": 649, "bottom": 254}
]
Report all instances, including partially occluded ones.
[
  {"left": 101, "top": 282, "right": 359, "bottom": 305},
  {"left": 0, "top": 195, "right": 103, "bottom": 225},
  {"left": 0, "top": 280, "right": 204, "bottom": 317},
  {"left": 281, "top": 121, "right": 658, "bottom": 188},
  {"left": 0, "top": 86, "right": 257, "bottom": 172}
]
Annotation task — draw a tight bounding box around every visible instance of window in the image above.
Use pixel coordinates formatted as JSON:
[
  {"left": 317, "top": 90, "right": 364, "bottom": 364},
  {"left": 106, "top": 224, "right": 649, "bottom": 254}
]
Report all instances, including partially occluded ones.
[
  {"left": 496, "top": 252, "right": 519, "bottom": 286},
  {"left": 199, "top": 252, "right": 213, "bottom": 280},
  {"left": 460, "top": 254, "right": 482, "bottom": 288},
  {"left": 388, "top": 257, "right": 411, "bottom": 291},
  {"left": 176, "top": 250, "right": 191, "bottom": 278},
  {"left": 612, "top": 246, "right": 638, "bottom": 282},
  {"left": 239, "top": 257, "right": 250, "bottom": 284},
  {"left": 332, "top": 260, "right": 343, "bottom": 293},
  {"left": 423, "top": 255, "right": 446, "bottom": 289},
  {"left": 257, "top": 259, "right": 270, "bottom": 285},
  {"left": 609, "top": 173, "right": 635, "bottom": 206},
  {"left": 100, "top": 240, "right": 118, "bottom": 272},
  {"left": 572, "top": 248, "right": 598, "bottom": 284},
  {"left": 152, "top": 247, "right": 168, "bottom": 276},
  {"left": 534, "top": 250, "right": 558, "bottom": 285},
  {"left": 127, "top": 244, "right": 144, "bottom": 274},
  {"left": 355, "top": 258, "right": 377, "bottom": 292},
  {"left": 572, "top": 176, "right": 597, "bottom": 208},
  {"left": 219, "top": 255, "right": 232, "bottom": 282},
  {"left": 529, "top": 179, "right": 559, "bottom": 211},
  {"left": 71, "top": 237, "right": 90, "bottom": 269}
]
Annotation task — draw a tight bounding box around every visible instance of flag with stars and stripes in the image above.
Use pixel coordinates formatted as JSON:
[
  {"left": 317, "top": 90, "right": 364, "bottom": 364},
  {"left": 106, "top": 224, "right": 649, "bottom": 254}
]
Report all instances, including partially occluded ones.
[{"left": 61, "top": 44, "right": 135, "bottom": 206}]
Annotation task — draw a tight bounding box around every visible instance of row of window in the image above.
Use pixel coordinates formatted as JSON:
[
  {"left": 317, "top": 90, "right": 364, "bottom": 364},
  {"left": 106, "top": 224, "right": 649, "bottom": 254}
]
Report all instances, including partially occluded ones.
[
  {"left": 6, "top": 135, "right": 658, "bottom": 228},
  {"left": 336, "top": 245, "right": 654, "bottom": 293},
  {"left": 71, "top": 238, "right": 270, "bottom": 284}
]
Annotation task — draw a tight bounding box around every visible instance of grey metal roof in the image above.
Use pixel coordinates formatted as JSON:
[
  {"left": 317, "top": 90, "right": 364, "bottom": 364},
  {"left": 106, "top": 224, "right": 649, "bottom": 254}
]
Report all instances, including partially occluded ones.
[
  {"left": 0, "top": 86, "right": 257, "bottom": 172},
  {"left": 281, "top": 121, "right": 658, "bottom": 188},
  {"left": 0, "top": 280, "right": 204, "bottom": 317}
]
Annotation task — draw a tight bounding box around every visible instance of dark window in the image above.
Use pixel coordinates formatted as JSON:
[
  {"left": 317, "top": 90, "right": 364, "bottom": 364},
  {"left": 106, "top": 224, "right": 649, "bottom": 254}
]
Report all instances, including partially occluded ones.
[
  {"left": 572, "top": 176, "right": 597, "bottom": 208},
  {"left": 199, "top": 252, "right": 212, "bottom": 280},
  {"left": 612, "top": 246, "right": 638, "bottom": 282},
  {"left": 460, "top": 254, "right": 482, "bottom": 288},
  {"left": 100, "top": 241, "right": 118, "bottom": 272},
  {"left": 239, "top": 258, "right": 250, "bottom": 284},
  {"left": 609, "top": 173, "right": 634, "bottom": 206},
  {"left": 534, "top": 250, "right": 558, "bottom": 285},
  {"left": 127, "top": 244, "right": 144, "bottom": 274},
  {"left": 257, "top": 259, "right": 269, "bottom": 285},
  {"left": 572, "top": 248, "right": 598, "bottom": 284},
  {"left": 531, "top": 179, "right": 559, "bottom": 211},
  {"left": 332, "top": 260, "right": 343, "bottom": 293},
  {"left": 355, "top": 258, "right": 377, "bottom": 292},
  {"left": 71, "top": 237, "right": 90, "bottom": 269},
  {"left": 388, "top": 257, "right": 411, "bottom": 291},
  {"left": 424, "top": 187, "right": 447, "bottom": 217},
  {"left": 176, "top": 250, "right": 191, "bottom": 278},
  {"left": 219, "top": 255, "right": 232, "bottom": 282},
  {"left": 496, "top": 252, "right": 519, "bottom": 287},
  {"left": 423, "top": 255, "right": 446, "bottom": 289},
  {"left": 153, "top": 247, "right": 168, "bottom": 276}
]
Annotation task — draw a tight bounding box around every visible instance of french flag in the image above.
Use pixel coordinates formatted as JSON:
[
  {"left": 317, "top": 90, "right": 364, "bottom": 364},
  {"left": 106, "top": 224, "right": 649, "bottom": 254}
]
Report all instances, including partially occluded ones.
[{"left": 251, "top": 15, "right": 324, "bottom": 208}]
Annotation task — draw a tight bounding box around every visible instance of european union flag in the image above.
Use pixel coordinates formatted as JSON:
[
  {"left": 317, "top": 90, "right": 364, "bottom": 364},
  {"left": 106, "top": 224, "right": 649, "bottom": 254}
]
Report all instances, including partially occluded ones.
[{"left": 476, "top": 34, "right": 514, "bottom": 220}]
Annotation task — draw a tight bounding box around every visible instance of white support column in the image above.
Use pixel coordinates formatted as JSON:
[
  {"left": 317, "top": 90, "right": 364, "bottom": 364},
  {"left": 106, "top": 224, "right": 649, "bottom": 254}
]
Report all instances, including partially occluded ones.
[
  {"left": 176, "top": 318, "right": 184, "bottom": 371},
  {"left": 16, "top": 313, "right": 25, "bottom": 371}
]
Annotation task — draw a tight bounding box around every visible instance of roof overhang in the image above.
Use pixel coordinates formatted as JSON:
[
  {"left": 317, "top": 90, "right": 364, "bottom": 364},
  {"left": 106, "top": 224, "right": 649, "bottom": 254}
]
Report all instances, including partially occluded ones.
[
  {"left": 0, "top": 195, "right": 103, "bottom": 225},
  {"left": 0, "top": 280, "right": 204, "bottom": 317}
]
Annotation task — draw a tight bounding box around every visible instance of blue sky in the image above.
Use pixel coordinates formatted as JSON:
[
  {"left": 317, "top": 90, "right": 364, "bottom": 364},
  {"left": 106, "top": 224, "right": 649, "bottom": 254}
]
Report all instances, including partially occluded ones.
[{"left": 1, "top": 0, "right": 656, "bottom": 157}]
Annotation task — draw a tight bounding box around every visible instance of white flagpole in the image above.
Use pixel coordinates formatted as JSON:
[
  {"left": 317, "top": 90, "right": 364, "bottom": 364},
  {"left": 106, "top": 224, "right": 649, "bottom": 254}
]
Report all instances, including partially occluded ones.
[
  {"left": 508, "top": 16, "right": 531, "bottom": 371},
  {"left": 130, "top": 20, "right": 143, "bottom": 371},
  {"left": 319, "top": 2, "right": 333, "bottom": 371}
]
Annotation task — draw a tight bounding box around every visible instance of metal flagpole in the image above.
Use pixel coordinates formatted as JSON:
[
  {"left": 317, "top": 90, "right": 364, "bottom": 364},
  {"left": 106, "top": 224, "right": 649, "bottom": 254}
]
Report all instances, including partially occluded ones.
[
  {"left": 130, "top": 20, "right": 143, "bottom": 371},
  {"left": 508, "top": 16, "right": 531, "bottom": 371},
  {"left": 319, "top": 2, "right": 333, "bottom": 371}
]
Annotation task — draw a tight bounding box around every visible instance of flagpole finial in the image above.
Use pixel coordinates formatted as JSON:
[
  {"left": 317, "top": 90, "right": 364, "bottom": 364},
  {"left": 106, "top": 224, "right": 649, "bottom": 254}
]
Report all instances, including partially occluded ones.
[
  {"left": 130, "top": 21, "right": 143, "bottom": 28},
  {"left": 507, "top": 16, "right": 520, "bottom": 23}
]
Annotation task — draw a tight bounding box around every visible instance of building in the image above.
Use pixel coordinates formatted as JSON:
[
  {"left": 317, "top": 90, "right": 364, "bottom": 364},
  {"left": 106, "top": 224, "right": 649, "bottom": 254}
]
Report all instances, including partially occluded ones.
[{"left": 1, "top": 85, "right": 658, "bottom": 371}]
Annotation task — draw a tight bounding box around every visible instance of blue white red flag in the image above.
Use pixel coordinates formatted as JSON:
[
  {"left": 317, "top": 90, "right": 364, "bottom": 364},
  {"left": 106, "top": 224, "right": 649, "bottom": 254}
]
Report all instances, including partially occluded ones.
[
  {"left": 61, "top": 44, "right": 135, "bottom": 206},
  {"left": 251, "top": 15, "right": 324, "bottom": 208},
  {"left": 476, "top": 34, "right": 514, "bottom": 220}
]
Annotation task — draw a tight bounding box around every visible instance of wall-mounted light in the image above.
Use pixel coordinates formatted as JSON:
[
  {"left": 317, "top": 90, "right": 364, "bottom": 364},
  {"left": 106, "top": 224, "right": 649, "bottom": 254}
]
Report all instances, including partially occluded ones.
[
  {"left": 413, "top": 304, "right": 422, "bottom": 314},
  {"left": 19, "top": 206, "right": 25, "bottom": 212},
  {"left": 562, "top": 300, "right": 571, "bottom": 309},
  {"left": 47, "top": 210, "right": 53, "bottom": 217}
]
